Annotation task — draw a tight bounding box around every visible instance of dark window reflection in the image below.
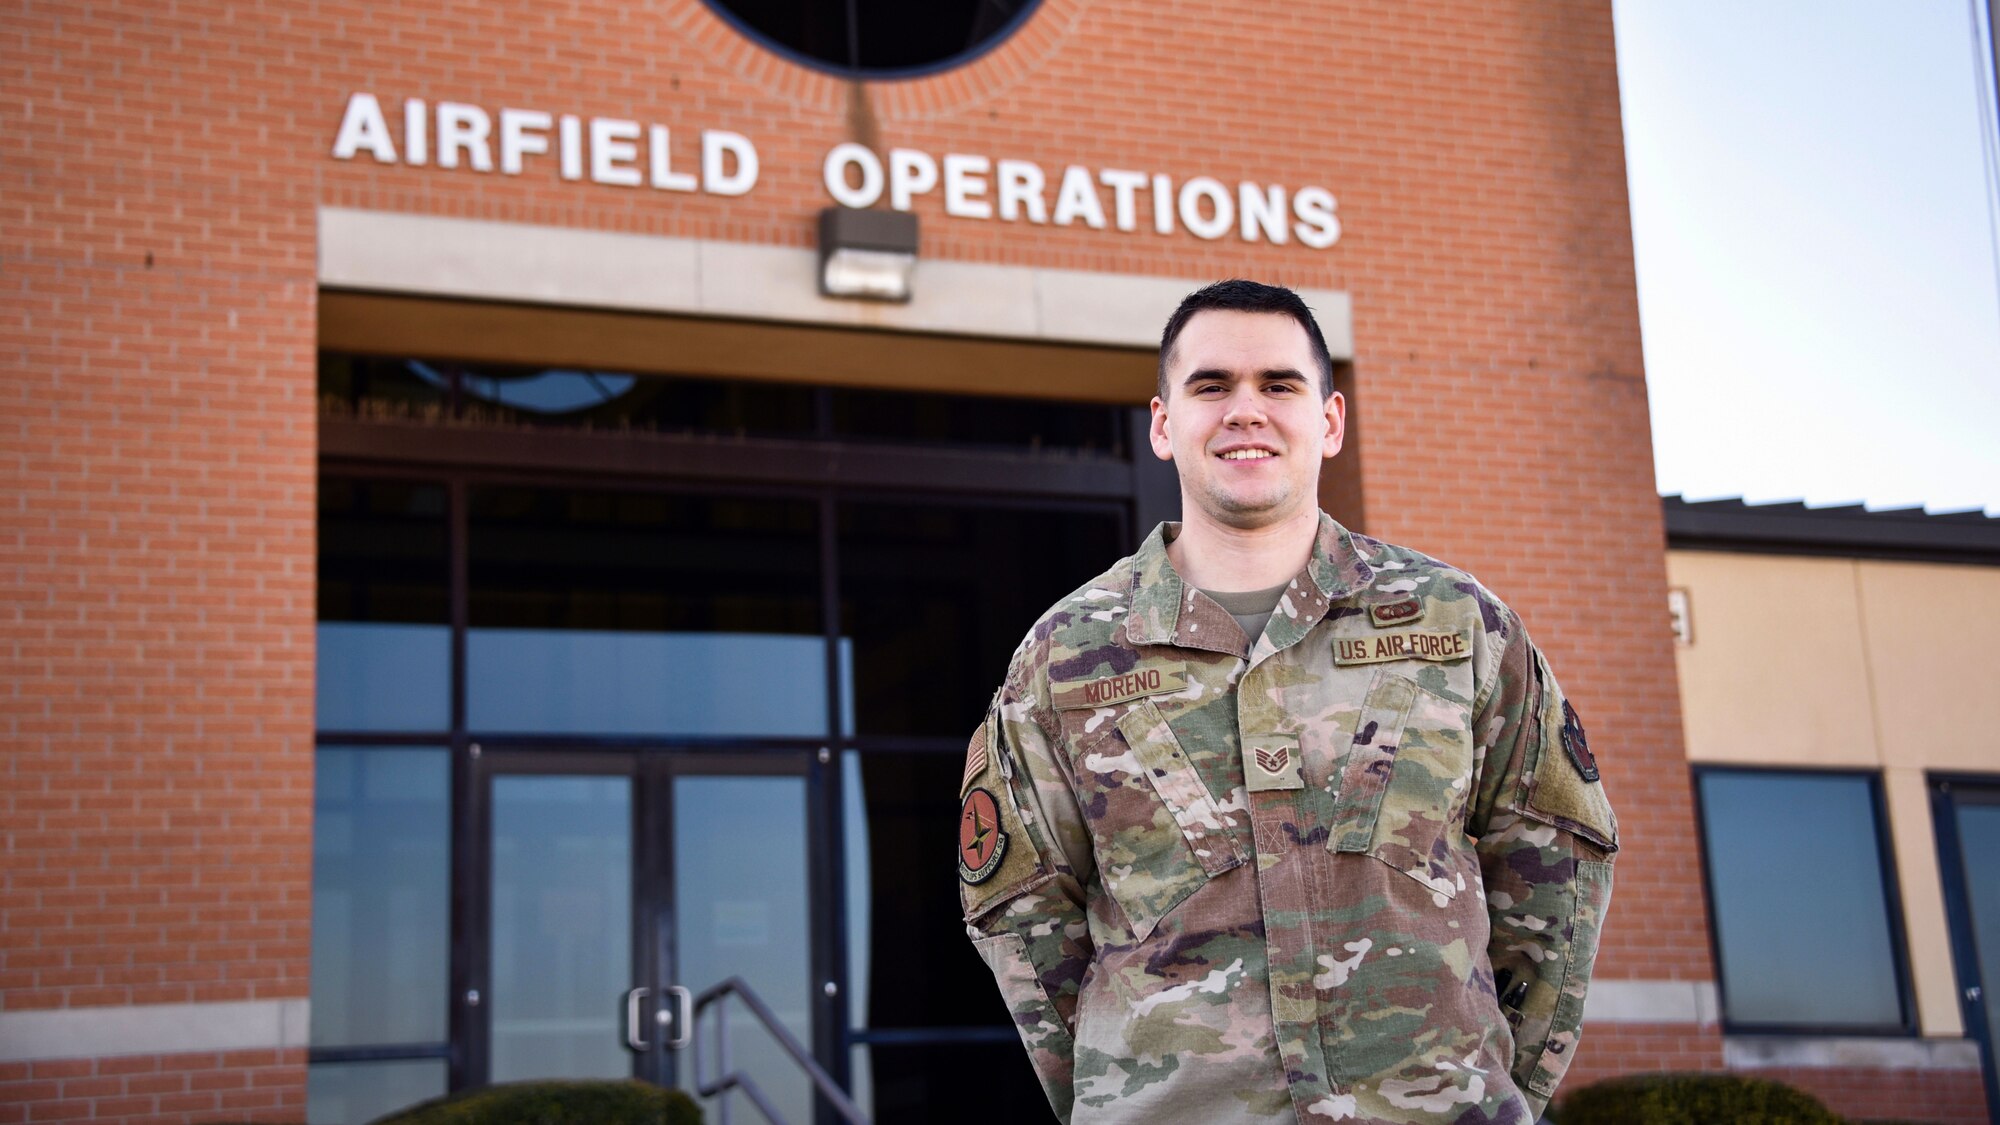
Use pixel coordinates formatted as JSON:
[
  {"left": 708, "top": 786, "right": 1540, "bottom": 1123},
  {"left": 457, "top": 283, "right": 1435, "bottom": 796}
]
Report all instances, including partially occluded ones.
[
  {"left": 855, "top": 1041, "right": 1046, "bottom": 1124},
  {"left": 320, "top": 354, "right": 818, "bottom": 439},
  {"left": 469, "top": 488, "right": 819, "bottom": 633},
  {"left": 319, "top": 355, "right": 447, "bottom": 422},
  {"left": 467, "top": 488, "right": 827, "bottom": 736},
  {"left": 317, "top": 479, "right": 449, "bottom": 731},
  {"left": 829, "top": 385, "right": 1124, "bottom": 455},
  {"left": 841, "top": 502, "right": 1124, "bottom": 737},
  {"left": 318, "top": 479, "right": 448, "bottom": 625},
  {"left": 320, "top": 353, "right": 1130, "bottom": 458},
  {"left": 847, "top": 750, "right": 1010, "bottom": 1030}
]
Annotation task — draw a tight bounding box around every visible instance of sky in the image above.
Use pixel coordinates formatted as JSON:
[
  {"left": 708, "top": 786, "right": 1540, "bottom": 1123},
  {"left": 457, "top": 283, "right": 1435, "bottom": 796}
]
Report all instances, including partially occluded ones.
[{"left": 1612, "top": 0, "right": 2000, "bottom": 515}]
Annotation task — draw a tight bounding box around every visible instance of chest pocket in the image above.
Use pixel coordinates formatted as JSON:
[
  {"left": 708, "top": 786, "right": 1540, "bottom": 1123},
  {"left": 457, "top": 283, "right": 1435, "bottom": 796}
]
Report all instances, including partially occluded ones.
[
  {"left": 1069, "top": 699, "right": 1243, "bottom": 940},
  {"left": 1326, "top": 668, "right": 1474, "bottom": 900}
]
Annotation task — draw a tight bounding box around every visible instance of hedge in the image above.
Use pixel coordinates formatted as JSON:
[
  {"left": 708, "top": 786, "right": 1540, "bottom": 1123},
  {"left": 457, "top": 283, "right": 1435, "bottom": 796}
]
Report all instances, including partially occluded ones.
[{"left": 1556, "top": 1072, "right": 1844, "bottom": 1125}]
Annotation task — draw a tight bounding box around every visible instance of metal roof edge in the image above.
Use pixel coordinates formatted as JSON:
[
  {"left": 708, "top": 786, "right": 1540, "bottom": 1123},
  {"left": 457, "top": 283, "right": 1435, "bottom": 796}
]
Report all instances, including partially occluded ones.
[{"left": 1662, "top": 496, "right": 2000, "bottom": 565}]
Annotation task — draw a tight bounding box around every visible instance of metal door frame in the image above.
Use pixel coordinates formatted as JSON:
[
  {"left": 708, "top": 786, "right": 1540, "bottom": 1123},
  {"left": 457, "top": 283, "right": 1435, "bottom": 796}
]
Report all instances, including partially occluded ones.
[
  {"left": 466, "top": 746, "right": 818, "bottom": 1092},
  {"left": 1929, "top": 772, "right": 2000, "bottom": 1119}
]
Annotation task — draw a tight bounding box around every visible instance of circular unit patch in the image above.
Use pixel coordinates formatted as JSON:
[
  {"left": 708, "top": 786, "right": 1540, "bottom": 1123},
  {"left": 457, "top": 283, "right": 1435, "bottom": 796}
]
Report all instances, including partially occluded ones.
[
  {"left": 1561, "top": 700, "right": 1599, "bottom": 783},
  {"left": 958, "top": 787, "right": 1009, "bottom": 885}
]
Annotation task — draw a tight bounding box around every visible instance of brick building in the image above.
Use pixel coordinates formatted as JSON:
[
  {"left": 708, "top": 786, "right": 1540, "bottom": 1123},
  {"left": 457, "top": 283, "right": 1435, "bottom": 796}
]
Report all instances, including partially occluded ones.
[{"left": 2, "top": 1, "right": 1989, "bottom": 1122}]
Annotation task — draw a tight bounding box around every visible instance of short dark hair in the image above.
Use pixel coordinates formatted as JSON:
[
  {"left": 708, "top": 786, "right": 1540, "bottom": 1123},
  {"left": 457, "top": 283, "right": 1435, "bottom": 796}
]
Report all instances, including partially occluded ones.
[{"left": 1157, "top": 279, "right": 1336, "bottom": 400}]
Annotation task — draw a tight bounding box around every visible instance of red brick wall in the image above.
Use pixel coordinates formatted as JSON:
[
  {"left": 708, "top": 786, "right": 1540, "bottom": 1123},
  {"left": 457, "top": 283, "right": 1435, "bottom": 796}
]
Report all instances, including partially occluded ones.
[
  {"left": 5, "top": 0, "right": 1706, "bottom": 1115},
  {"left": 0, "top": 1051, "right": 307, "bottom": 1125},
  {"left": 1745, "top": 1065, "right": 1990, "bottom": 1125}
]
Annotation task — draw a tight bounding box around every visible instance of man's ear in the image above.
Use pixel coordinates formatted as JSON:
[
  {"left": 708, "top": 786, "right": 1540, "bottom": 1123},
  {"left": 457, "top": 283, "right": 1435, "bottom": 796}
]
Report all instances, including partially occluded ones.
[
  {"left": 1149, "top": 396, "right": 1174, "bottom": 462},
  {"left": 1322, "top": 390, "right": 1346, "bottom": 459}
]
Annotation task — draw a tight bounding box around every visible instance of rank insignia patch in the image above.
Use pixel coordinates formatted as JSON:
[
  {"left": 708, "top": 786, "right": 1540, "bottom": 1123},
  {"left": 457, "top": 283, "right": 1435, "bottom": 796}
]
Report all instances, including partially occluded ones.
[
  {"left": 1561, "top": 700, "right": 1599, "bottom": 783},
  {"left": 1368, "top": 596, "right": 1425, "bottom": 628},
  {"left": 1245, "top": 733, "right": 1303, "bottom": 792},
  {"left": 958, "top": 788, "right": 1009, "bottom": 884}
]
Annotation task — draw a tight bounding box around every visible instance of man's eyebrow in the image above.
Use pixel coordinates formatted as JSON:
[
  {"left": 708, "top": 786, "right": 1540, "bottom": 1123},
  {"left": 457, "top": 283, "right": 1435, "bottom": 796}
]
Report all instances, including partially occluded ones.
[{"left": 1180, "top": 367, "right": 1310, "bottom": 386}]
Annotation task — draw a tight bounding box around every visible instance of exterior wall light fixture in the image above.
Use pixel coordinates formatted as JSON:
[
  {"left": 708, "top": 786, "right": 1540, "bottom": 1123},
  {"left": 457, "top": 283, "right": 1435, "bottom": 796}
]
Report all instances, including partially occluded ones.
[{"left": 818, "top": 207, "right": 918, "bottom": 302}]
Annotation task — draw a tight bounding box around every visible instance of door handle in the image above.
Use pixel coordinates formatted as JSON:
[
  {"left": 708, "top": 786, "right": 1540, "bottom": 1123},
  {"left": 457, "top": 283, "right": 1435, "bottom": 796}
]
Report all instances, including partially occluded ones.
[
  {"left": 624, "top": 986, "right": 652, "bottom": 1051},
  {"left": 663, "top": 984, "right": 693, "bottom": 1051}
]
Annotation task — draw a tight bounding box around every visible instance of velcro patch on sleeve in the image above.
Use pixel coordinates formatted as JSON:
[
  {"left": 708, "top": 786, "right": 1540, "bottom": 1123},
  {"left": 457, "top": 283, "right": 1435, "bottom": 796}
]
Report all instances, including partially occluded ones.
[
  {"left": 1334, "top": 628, "right": 1472, "bottom": 666},
  {"left": 1522, "top": 654, "right": 1618, "bottom": 852},
  {"left": 959, "top": 709, "right": 1054, "bottom": 920},
  {"left": 1050, "top": 663, "right": 1186, "bottom": 711},
  {"left": 960, "top": 723, "right": 991, "bottom": 797}
]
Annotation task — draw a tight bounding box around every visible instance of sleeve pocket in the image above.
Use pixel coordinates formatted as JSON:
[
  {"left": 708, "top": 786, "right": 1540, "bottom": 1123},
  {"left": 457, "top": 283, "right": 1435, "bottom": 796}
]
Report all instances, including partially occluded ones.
[
  {"left": 972, "top": 931, "right": 1077, "bottom": 1118},
  {"left": 1525, "top": 857, "right": 1613, "bottom": 1098}
]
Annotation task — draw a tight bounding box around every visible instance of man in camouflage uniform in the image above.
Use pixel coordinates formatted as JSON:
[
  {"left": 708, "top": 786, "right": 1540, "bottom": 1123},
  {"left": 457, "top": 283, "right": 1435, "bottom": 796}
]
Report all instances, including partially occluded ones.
[{"left": 957, "top": 280, "right": 1617, "bottom": 1124}]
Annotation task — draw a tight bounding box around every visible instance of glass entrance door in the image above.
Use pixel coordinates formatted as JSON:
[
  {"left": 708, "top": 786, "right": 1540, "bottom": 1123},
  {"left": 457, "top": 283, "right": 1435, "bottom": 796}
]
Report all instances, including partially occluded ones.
[
  {"left": 1932, "top": 777, "right": 2000, "bottom": 1119},
  {"left": 478, "top": 750, "right": 814, "bottom": 1121}
]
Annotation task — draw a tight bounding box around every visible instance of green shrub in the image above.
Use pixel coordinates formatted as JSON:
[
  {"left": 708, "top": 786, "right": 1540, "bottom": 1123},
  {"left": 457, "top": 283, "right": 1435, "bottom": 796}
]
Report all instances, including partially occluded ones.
[
  {"left": 370, "top": 1079, "right": 701, "bottom": 1125},
  {"left": 1555, "top": 1072, "right": 1842, "bottom": 1125}
]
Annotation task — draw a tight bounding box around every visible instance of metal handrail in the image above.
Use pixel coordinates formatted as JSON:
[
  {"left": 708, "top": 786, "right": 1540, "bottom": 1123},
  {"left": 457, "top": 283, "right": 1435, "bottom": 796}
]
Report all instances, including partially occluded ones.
[{"left": 690, "top": 976, "right": 870, "bottom": 1125}]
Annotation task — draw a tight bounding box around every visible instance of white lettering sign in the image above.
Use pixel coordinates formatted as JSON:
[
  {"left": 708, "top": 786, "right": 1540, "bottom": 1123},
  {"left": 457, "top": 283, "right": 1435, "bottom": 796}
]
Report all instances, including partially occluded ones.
[{"left": 330, "top": 92, "right": 1343, "bottom": 248}]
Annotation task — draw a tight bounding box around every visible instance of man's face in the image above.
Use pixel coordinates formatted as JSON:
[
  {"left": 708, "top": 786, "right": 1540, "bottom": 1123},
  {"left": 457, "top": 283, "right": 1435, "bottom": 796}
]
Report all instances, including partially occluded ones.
[{"left": 1149, "top": 310, "right": 1345, "bottom": 531}]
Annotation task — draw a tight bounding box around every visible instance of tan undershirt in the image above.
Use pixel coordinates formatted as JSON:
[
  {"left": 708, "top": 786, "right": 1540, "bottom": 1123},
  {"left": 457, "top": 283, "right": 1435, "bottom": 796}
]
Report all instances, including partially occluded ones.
[{"left": 1200, "top": 582, "right": 1291, "bottom": 644}]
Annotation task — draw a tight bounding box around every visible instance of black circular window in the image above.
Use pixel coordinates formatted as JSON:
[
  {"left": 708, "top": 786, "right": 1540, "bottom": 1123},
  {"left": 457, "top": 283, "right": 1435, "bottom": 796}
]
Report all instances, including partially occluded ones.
[{"left": 705, "top": 0, "right": 1039, "bottom": 78}]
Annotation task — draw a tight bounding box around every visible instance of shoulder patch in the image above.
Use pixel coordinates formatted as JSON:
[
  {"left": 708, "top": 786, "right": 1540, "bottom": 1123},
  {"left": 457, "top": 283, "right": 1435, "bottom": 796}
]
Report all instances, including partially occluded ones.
[
  {"left": 960, "top": 723, "right": 991, "bottom": 796},
  {"left": 958, "top": 788, "right": 1010, "bottom": 884},
  {"left": 1523, "top": 655, "right": 1618, "bottom": 852},
  {"left": 1560, "top": 700, "right": 1598, "bottom": 783},
  {"left": 958, "top": 707, "right": 1053, "bottom": 920}
]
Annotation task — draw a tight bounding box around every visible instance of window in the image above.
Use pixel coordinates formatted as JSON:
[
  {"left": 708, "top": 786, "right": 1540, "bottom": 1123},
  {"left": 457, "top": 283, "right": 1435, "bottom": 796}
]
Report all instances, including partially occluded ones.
[
  {"left": 702, "top": 0, "right": 1037, "bottom": 78},
  {"left": 1695, "top": 768, "right": 1913, "bottom": 1032}
]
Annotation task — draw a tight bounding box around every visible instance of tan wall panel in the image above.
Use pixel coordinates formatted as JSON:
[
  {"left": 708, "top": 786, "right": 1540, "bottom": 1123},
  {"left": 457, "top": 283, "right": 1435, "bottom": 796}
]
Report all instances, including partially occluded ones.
[
  {"left": 1858, "top": 560, "right": 2000, "bottom": 773},
  {"left": 1667, "top": 551, "right": 1878, "bottom": 765}
]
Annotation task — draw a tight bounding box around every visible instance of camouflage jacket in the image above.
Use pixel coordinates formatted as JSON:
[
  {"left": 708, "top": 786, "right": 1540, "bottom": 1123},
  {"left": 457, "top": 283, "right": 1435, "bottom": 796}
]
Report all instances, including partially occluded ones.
[{"left": 957, "top": 515, "right": 1617, "bottom": 1124}]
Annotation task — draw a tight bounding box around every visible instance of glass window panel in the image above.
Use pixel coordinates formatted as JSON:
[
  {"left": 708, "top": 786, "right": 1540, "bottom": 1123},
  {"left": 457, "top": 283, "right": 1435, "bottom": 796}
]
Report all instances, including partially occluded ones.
[
  {"left": 1699, "top": 771, "right": 1905, "bottom": 1027},
  {"left": 675, "top": 774, "right": 812, "bottom": 1125},
  {"left": 468, "top": 487, "right": 823, "bottom": 737},
  {"left": 1951, "top": 800, "right": 2000, "bottom": 1055},
  {"left": 490, "top": 775, "right": 633, "bottom": 1082},
  {"left": 841, "top": 502, "right": 1125, "bottom": 737},
  {"left": 318, "top": 478, "right": 448, "bottom": 732},
  {"left": 850, "top": 1041, "right": 1047, "bottom": 1125},
  {"left": 468, "top": 631, "right": 831, "bottom": 736},
  {"left": 317, "top": 623, "right": 450, "bottom": 732},
  {"left": 844, "top": 750, "right": 1010, "bottom": 1030},
  {"left": 310, "top": 747, "right": 450, "bottom": 1048},
  {"left": 306, "top": 1058, "right": 446, "bottom": 1125}
]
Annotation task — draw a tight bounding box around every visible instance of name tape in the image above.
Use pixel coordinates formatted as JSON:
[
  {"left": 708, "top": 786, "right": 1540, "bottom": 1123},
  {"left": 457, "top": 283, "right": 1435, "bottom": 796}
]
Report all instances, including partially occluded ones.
[{"left": 1052, "top": 664, "right": 1187, "bottom": 711}]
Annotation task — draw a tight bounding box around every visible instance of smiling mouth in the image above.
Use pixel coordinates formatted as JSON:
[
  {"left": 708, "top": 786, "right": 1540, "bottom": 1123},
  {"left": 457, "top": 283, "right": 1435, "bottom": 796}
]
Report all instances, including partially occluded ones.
[{"left": 1218, "top": 449, "right": 1276, "bottom": 460}]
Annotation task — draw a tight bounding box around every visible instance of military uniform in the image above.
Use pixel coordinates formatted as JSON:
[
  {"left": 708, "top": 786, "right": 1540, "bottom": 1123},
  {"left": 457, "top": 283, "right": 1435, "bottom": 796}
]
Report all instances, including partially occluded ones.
[{"left": 957, "top": 515, "right": 1617, "bottom": 1124}]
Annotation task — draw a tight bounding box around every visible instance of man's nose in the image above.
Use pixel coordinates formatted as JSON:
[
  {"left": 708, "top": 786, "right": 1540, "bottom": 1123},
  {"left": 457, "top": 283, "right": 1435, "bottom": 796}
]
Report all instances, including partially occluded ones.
[{"left": 1222, "top": 388, "right": 1267, "bottom": 424}]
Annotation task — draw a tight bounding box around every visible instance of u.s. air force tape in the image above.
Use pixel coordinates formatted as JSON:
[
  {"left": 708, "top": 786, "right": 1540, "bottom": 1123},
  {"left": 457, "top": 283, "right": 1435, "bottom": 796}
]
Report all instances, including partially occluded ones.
[{"left": 1334, "top": 629, "right": 1472, "bottom": 666}]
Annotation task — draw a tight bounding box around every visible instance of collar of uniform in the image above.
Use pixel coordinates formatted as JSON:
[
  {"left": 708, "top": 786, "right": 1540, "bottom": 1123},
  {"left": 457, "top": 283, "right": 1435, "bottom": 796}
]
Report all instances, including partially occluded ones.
[{"left": 1125, "top": 514, "right": 1375, "bottom": 651}]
